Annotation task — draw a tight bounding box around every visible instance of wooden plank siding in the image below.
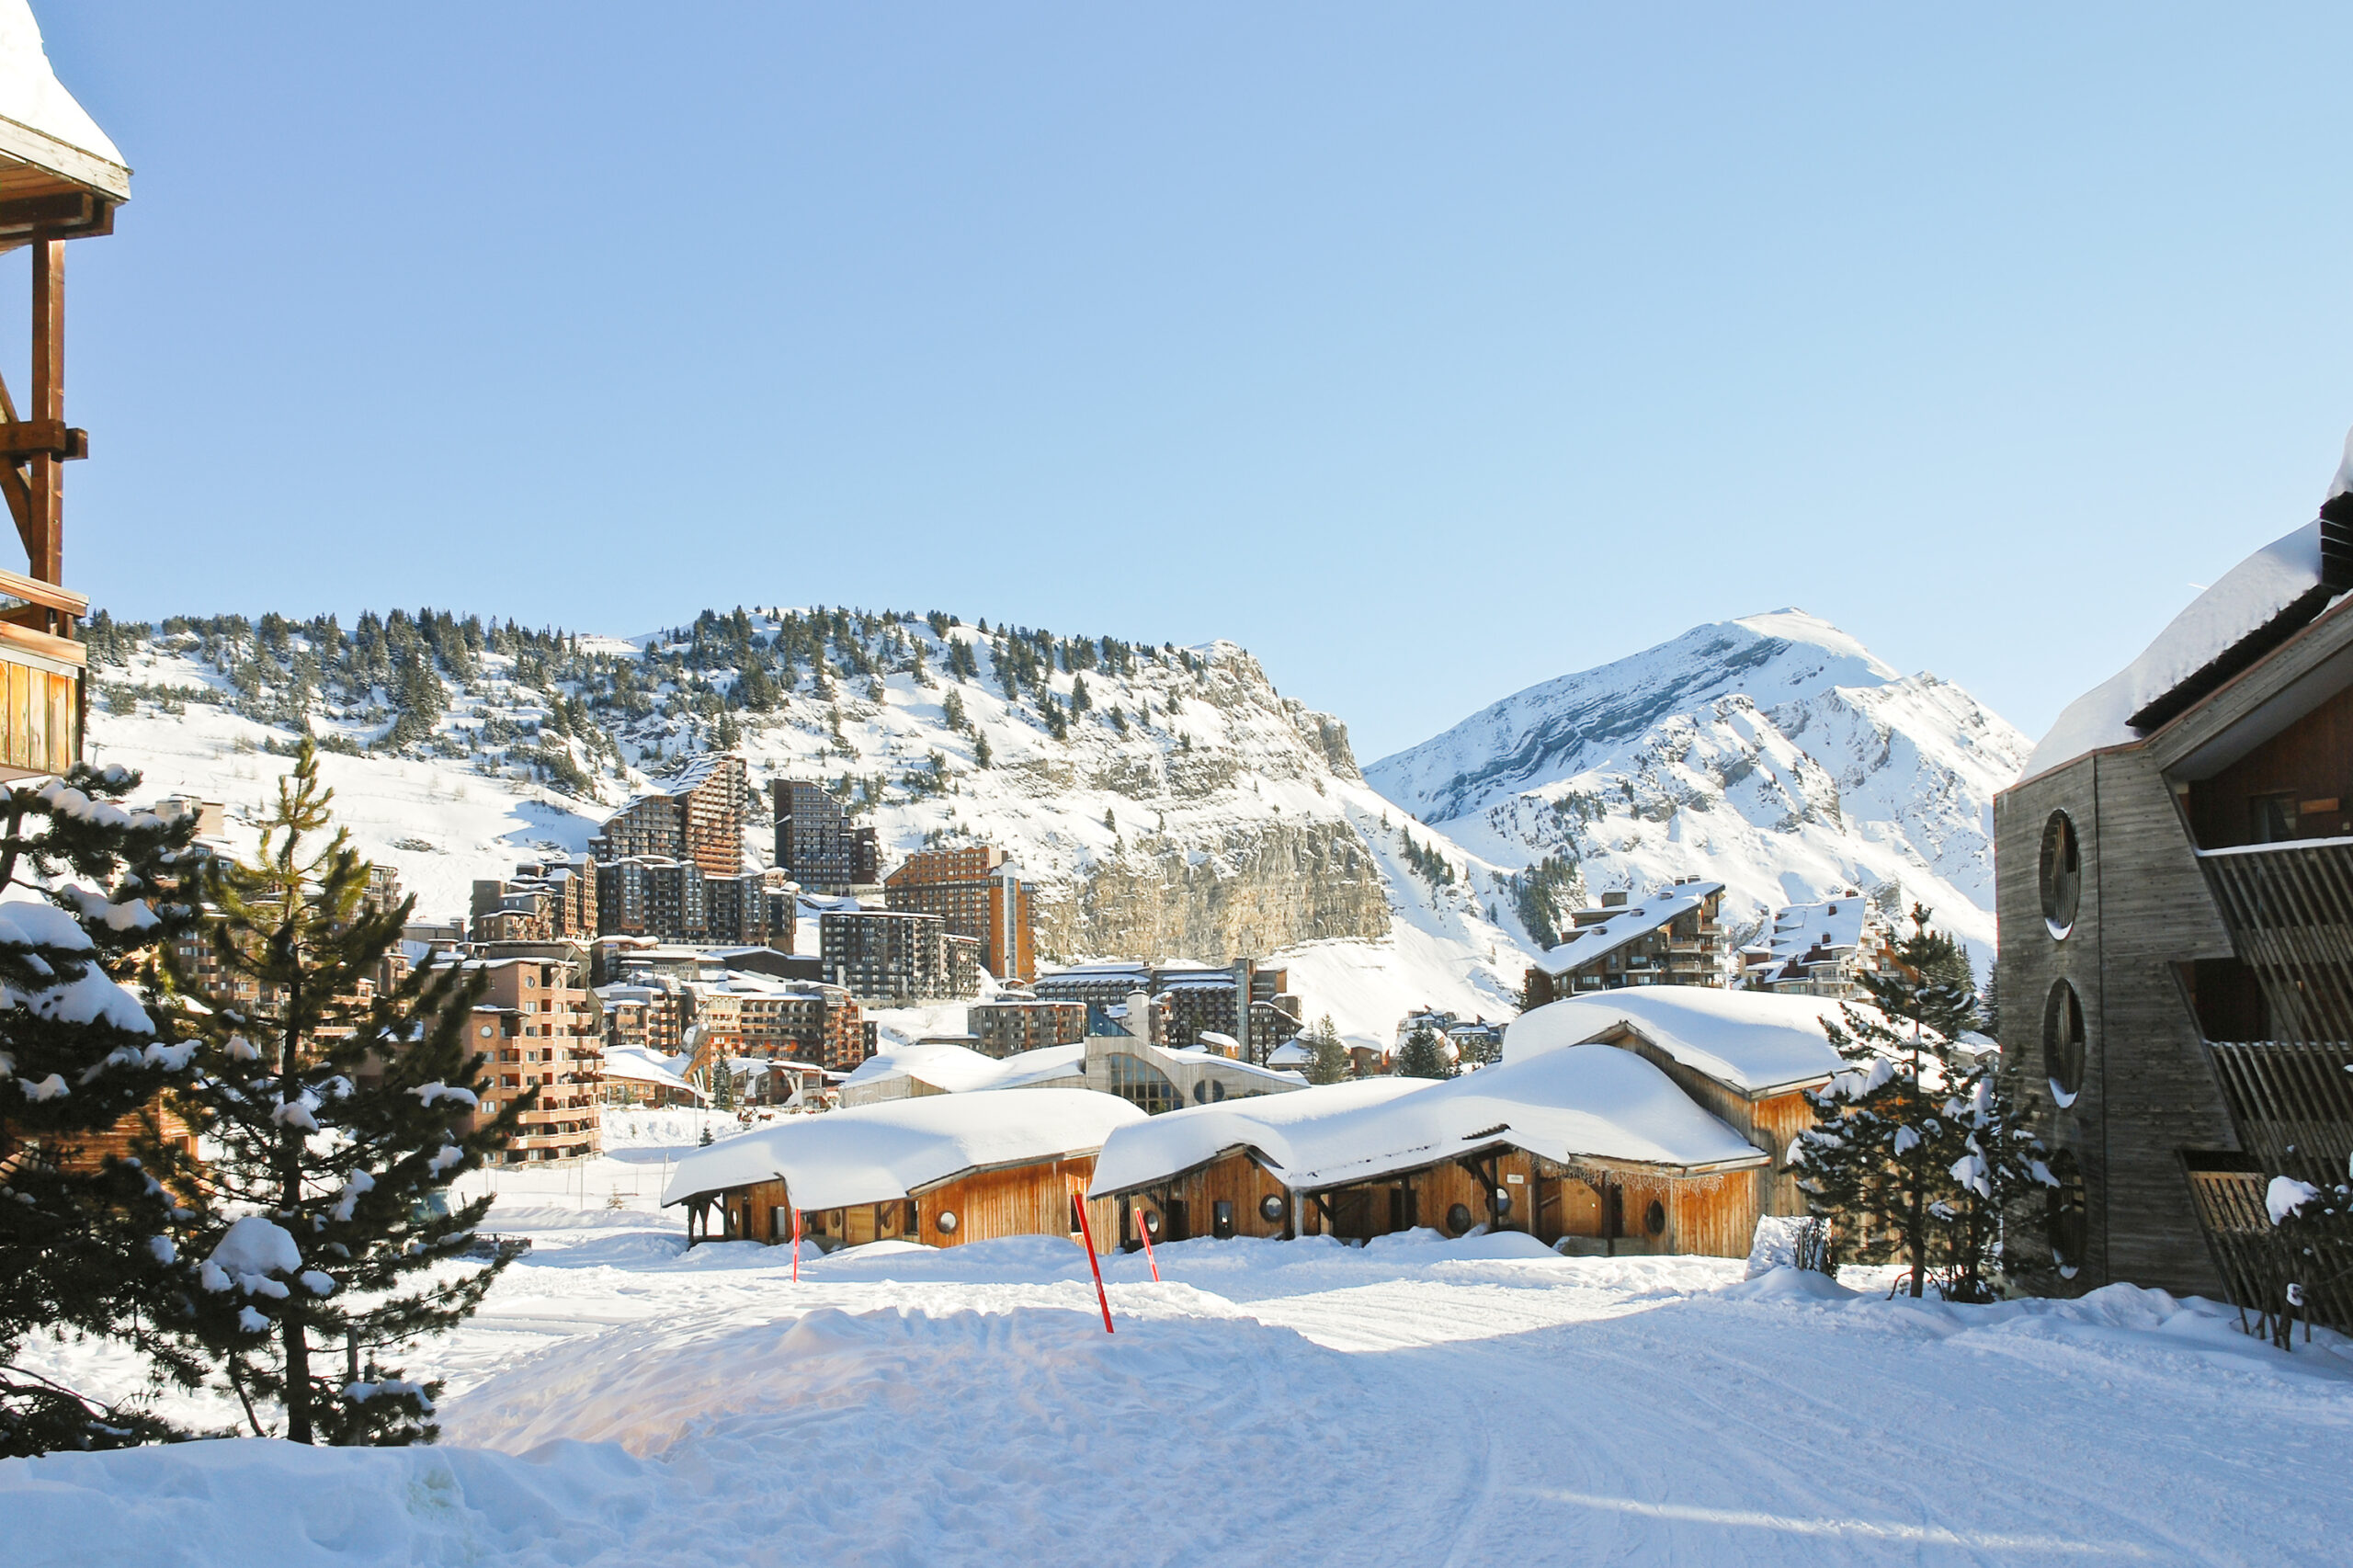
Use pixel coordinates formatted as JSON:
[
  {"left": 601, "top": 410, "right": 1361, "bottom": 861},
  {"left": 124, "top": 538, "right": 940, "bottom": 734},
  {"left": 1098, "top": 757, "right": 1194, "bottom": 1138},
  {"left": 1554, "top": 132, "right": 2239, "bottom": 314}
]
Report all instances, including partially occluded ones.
[
  {"left": 691, "top": 1153, "right": 1119, "bottom": 1254},
  {"left": 1098, "top": 1144, "right": 1761, "bottom": 1259},
  {"left": 1602, "top": 1028, "right": 1824, "bottom": 1219}
]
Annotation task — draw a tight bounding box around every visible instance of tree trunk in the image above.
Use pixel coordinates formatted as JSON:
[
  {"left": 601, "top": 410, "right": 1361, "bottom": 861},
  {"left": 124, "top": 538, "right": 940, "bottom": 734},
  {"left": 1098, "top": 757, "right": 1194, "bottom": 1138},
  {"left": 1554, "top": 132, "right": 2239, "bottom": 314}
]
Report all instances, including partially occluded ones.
[{"left": 278, "top": 975, "right": 312, "bottom": 1443}]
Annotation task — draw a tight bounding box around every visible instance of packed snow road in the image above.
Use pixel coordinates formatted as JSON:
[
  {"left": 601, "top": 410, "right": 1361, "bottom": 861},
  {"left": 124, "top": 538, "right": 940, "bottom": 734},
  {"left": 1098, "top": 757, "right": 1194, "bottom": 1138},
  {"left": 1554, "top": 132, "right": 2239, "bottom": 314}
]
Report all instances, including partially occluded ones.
[{"left": 6, "top": 1151, "right": 2350, "bottom": 1566}]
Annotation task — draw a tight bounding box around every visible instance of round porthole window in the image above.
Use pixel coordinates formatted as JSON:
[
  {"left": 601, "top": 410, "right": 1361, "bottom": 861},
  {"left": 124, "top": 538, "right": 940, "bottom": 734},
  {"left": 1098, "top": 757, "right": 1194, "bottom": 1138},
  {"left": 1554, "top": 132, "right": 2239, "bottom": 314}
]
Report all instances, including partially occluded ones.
[
  {"left": 2043, "top": 980, "right": 2086, "bottom": 1104},
  {"left": 1493, "top": 1187, "right": 1513, "bottom": 1217},
  {"left": 2040, "top": 811, "right": 2081, "bottom": 939},
  {"left": 935, "top": 1210, "right": 959, "bottom": 1235},
  {"left": 1445, "top": 1203, "right": 1473, "bottom": 1235},
  {"left": 1142, "top": 1209, "right": 1161, "bottom": 1235},
  {"left": 1258, "top": 1194, "right": 1286, "bottom": 1223},
  {"left": 1644, "top": 1200, "right": 1666, "bottom": 1236}
]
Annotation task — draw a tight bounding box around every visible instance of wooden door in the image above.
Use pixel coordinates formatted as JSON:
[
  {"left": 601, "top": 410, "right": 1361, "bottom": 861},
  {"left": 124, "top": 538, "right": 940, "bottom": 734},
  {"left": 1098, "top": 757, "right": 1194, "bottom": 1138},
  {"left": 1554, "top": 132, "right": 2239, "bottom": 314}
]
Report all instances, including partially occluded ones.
[
  {"left": 846, "top": 1205, "right": 878, "bottom": 1246},
  {"left": 1560, "top": 1181, "right": 1604, "bottom": 1238}
]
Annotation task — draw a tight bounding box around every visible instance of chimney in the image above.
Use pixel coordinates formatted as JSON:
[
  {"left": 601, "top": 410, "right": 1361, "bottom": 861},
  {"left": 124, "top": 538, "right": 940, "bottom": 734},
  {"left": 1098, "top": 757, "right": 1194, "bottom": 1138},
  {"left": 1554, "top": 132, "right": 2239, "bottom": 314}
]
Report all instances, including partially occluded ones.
[{"left": 2322, "top": 492, "right": 2353, "bottom": 594}]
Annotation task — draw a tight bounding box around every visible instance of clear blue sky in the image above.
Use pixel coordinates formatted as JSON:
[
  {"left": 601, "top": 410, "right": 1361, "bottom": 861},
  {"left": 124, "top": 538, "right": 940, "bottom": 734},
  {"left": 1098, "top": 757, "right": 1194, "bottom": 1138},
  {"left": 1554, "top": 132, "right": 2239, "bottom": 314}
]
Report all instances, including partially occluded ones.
[{"left": 24, "top": 4, "right": 2353, "bottom": 760}]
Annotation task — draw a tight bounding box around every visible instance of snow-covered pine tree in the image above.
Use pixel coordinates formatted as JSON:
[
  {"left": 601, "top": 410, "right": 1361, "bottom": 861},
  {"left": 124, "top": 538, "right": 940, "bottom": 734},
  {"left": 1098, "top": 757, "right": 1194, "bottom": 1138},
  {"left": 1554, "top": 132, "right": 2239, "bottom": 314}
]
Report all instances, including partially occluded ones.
[
  {"left": 1793, "top": 906, "right": 1985, "bottom": 1298},
  {"left": 0, "top": 766, "right": 205, "bottom": 1456},
  {"left": 172, "top": 742, "right": 527, "bottom": 1445},
  {"left": 1305, "top": 1016, "right": 1350, "bottom": 1085},
  {"left": 1397, "top": 1026, "right": 1452, "bottom": 1081}
]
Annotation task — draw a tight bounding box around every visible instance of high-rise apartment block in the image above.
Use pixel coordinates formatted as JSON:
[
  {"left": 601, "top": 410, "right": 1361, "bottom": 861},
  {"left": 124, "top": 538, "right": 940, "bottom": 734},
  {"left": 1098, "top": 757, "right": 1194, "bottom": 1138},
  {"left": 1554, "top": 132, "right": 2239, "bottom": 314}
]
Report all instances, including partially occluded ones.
[
  {"left": 592, "top": 754, "right": 747, "bottom": 881},
  {"left": 452, "top": 953, "right": 603, "bottom": 1164},
  {"left": 472, "top": 854, "right": 598, "bottom": 943},
  {"left": 820, "top": 908, "right": 983, "bottom": 1004},
  {"left": 775, "top": 778, "right": 880, "bottom": 892},
  {"left": 883, "top": 844, "right": 1036, "bottom": 983}
]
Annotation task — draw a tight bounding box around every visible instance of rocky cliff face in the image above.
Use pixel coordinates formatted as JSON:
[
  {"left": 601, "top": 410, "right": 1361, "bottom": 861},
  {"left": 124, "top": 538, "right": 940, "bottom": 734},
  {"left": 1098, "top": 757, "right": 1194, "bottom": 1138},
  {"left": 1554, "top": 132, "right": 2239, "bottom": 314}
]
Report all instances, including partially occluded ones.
[
  {"left": 1366, "top": 609, "right": 2030, "bottom": 960},
  {"left": 86, "top": 611, "right": 1393, "bottom": 965}
]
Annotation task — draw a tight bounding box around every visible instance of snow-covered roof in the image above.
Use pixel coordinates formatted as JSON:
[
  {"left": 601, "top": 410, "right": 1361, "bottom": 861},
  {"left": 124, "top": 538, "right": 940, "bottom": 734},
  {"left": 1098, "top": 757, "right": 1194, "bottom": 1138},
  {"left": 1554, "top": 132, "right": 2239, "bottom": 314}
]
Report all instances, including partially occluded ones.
[
  {"left": 0, "top": 2, "right": 127, "bottom": 199},
  {"left": 604, "top": 1047, "right": 706, "bottom": 1098},
  {"left": 1768, "top": 898, "right": 1869, "bottom": 963},
  {"left": 662, "top": 1087, "right": 1143, "bottom": 1210},
  {"left": 1088, "top": 1078, "right": 1433, "bottom": 1196},
  {"left": 2028, "top": 513, "right": 2345, "bottom": 778},
  {"left": 839, "top": 1040, "right": 1086, "bottom": 1096},
  {"left": 1529, "top": 882, "right": 1724, "bottom": 978},
  {"left": 1503, "top": 987, "right": 1850, "bottom": 1097},
  {"left": 1090, "top": 1046, "right": 1763, "bottom": 1198}
]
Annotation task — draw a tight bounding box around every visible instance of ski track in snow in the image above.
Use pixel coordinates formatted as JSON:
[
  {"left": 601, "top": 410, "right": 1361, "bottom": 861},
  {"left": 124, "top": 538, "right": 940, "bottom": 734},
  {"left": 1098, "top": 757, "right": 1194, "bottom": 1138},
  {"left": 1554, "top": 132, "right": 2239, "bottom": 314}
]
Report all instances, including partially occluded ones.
[{"left": 6, "top": 1126, "right": 2350, "bottom": 1567}]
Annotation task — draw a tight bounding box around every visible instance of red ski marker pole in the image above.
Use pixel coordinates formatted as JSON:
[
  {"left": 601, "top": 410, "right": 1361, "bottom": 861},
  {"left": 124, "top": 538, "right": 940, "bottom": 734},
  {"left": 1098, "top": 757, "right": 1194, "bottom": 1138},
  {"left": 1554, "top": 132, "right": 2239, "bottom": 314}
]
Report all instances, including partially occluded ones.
[
  {"left": 791, "top": 1206, "right": 802, "bottom": 1283},
  {"left": 1136, "top": 1202, "right": 1161, "bottom": 1283},
  {"left": 1072, "top": 1181, "right": 1113, "bottom": 1334}
]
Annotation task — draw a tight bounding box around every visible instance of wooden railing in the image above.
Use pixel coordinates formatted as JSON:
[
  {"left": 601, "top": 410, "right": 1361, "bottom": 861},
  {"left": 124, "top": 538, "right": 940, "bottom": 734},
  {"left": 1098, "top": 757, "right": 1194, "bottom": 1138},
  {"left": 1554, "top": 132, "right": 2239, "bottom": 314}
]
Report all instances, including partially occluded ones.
[{"left": 0, "top": 574, "right": 79, "bottom": 778}]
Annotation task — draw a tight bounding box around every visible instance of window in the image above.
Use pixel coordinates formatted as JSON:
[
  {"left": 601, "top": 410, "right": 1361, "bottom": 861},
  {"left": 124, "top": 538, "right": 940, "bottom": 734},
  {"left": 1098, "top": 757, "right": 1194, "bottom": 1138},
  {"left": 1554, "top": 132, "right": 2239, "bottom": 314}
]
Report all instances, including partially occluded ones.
[
  {"left": 2250, "top": 792, "right": 2298, "bottom": 845},
  {"left": 2040, "top": 811, "right": 2080, "bottom": 939},
  {"left": 1445, "top": 1203, "right": 1473, "bottom": 1236},
  {"left": 1644, "top": 1199, "right": 1665, "bottom": 1236},
  {"left": 2046, "top": 1150, "right": 2087, "bottom": 1277},
  {"left": 1258, "top": 1193, "right": 1286, "bottom": 1224},
  {"left": 1104, "top": 1052, "right": 1178, "bottom": 1115},
  {"left": 935, "top": 1210, "right": 958, "bottom": 1234},
  {"left": 2043, "top": 980, "right": 2086, "bottom": 1103},
  {"left": 1212, "top": 1199, "right": 1234, "bottom": 1239},
  {"left": 1492, "top": 1187, "right": 1513, "bottom": 1217}
]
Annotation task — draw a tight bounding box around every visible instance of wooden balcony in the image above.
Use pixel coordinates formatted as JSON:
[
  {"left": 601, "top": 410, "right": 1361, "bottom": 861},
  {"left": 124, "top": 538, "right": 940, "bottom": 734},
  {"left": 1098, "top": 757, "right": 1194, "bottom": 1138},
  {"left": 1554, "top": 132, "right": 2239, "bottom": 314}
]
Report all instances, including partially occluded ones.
[{"left": 0, "top": 566, "right": 82, "bottom": 780}]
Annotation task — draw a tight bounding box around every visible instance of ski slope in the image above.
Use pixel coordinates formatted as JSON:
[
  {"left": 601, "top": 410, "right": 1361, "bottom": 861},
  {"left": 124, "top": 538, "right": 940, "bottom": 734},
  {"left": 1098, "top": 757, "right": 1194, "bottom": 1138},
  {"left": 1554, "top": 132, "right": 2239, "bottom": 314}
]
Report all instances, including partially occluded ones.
[{"left": 6, "top": 1117, "right": 2346, "bottom": 1567}]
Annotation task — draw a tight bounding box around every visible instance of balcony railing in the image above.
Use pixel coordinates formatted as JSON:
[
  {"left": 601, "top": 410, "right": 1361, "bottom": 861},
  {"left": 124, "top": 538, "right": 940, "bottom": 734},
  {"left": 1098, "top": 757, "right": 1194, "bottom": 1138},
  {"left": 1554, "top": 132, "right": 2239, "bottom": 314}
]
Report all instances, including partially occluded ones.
[{"left": 2196, "top": 839, "right": 2353, "bottom": 1182}]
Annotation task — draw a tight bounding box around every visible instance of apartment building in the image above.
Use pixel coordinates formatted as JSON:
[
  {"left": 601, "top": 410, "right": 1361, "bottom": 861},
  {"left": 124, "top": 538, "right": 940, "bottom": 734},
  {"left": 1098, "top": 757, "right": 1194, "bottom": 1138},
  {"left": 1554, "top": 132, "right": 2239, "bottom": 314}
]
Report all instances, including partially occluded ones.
[
  {"left": 597, "top": 855, "right": 708, "bottom": 942},
  {"left": 882, "top": 843, "right": 1037, "bottom": 982},
  {"left": 1521, "top": 881, "right": 1728, "bottom": 1007},
  {"left": 1031, "top": 960, "right": 1305, "bottom": 1059},
  {"left": 704, "top": 867, "right": 788, "bottom": 949},
  {"left": 471, "top": 855, "right": 597, "bottom": 944},
  {"left": 453, "top": 954, "right": 604, "bottom": 1164},
  {"left": 590, "top": 754, "right": 747, "bottom": 881},
  {"left": 965, "top": 996, "right": 1088, "bottom": 1059},
  {"left": 775, "top": 778, "right": 881, "bottom": 892},
  {"left": 681, "top": 974, "right": 869, "bottom": 1074},
  {"left": 819, "top": 908, "right": 983, "bottom": 1004},
  {"left": 1746, "top": 892, "right": 1898, "bottom": 999}
]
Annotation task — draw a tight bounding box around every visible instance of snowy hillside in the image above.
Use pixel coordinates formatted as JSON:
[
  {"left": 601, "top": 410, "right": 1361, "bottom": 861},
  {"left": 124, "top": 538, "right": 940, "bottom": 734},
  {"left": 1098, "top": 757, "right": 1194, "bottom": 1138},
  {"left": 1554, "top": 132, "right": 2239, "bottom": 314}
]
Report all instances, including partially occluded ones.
[
  {"left": 1366, "top": 610, "right": 2030, "bottom": 961},
  {"left": 84, "top": 608, "right": 1525, "bottom": 1051}
]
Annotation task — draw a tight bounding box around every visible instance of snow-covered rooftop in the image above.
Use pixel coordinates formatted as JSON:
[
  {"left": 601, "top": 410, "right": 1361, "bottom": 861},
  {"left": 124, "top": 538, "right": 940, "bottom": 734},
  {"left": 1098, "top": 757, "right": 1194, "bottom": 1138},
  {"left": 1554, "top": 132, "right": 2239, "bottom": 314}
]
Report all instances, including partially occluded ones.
[
  {"left": 1090, "top": 1046, "right": 1763, "bottom": 1198},
  {"left": 839, "top": 1040, "right": 1086, "bottom": 1096},
  {"left": 662, "top": 1087, "right": 1142, "bottom": 1210},
  {"left": 1529, "top": 882, "right": 1724, "bottom": 979},
  {"left": 2028, "top": 504, "right": 2347, "bottom": 777},
  {"left": 604, "top": 1046, "right": 704, "bottom": 1098},
  {"left": 0, "top": 2, "right": 127, "bottom": 198},
  {"left": 1503, "top": 987, "right": 1849, "bottom": 1097},
  {"left": 1767, "top": 898, "right": 1869, "bottom": 965}
]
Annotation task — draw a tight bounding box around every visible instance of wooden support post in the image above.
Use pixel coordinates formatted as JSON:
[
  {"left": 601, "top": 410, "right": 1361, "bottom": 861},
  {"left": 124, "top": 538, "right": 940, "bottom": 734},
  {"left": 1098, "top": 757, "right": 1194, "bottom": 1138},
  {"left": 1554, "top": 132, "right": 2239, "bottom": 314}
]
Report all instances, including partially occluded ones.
[{"left": 28, "top": 239, "right": 60, "bottom": 586}]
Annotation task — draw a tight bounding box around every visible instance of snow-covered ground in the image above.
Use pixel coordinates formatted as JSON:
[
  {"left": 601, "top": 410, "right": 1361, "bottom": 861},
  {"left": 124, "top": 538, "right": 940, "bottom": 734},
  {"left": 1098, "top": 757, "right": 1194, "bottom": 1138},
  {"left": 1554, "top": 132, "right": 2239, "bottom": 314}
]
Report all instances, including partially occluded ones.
[{"left": 7, "top": 1114, "right": 2348, "bottom": 1566}]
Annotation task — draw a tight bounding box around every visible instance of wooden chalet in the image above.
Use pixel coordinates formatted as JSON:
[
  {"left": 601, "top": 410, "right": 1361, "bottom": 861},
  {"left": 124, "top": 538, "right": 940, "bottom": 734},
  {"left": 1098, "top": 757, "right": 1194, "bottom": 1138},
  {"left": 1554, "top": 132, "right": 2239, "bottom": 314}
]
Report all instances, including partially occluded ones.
[
  {"left": 0, "top": 6, "right": 128, "bottom": 779},
  {"left": 1998, "top": 467, "right": 2353, "bottom": 1331},
  {"left": 1502, "top": 986, "right": 1847, "bottom": 1217},
  {"left": 1088, "top": 1046, "right": 1769, "bottom": 1257},
  {"left": 660, "top": 1086, "right": 1142, "bottom": 1253}
]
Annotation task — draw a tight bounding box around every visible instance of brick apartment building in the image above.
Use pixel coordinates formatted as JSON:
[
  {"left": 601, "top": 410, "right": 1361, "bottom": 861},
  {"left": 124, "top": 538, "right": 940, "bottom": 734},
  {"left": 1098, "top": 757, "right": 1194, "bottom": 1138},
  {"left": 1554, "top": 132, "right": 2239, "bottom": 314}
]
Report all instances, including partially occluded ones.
[
  {"left": 450, "top": 953, "right": 604, "bottom": 1163},
  {"left": 820, "top": 908, "right": 983, "bottom": 1004},
  {"left": 591, "top": 754, "right": 747, "bottom": 881},
  {"left": 965, "top": 996, "right": 1087, "bottom": 1058},
  {"left": 883, "top": 843, "right": 1036, "bottom": 983},
  {"left": 775, "top": 778, "right": 880, "bottom": 892}
]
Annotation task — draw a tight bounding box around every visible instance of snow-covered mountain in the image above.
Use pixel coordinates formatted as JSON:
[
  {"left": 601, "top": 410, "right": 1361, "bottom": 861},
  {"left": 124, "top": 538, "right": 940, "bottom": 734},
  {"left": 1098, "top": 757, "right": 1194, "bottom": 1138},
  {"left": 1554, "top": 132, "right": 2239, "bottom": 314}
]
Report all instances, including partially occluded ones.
[
  {"left": 83, "top": 608, "right": 1526, "bottom": 1051},
  {"left": 1365, "top": 610, "right": 2029, "bottom": 962}
]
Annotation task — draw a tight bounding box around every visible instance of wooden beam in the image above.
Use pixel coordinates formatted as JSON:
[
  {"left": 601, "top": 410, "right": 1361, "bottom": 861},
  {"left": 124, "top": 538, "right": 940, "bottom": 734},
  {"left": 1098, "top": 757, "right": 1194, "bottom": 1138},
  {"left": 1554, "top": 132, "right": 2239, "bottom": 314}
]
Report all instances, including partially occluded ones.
[
  {"left": 0, "top": 421, "right": 83, "bottom": 460},
  {"left": 0, "top": 568, "right": 86, "bottom": 617},
  {"left": 27, "top": 239, "right": 59, "bottom": 585},
  {"left": 0, "top": 193, "right": 108, "bottom": 244}
]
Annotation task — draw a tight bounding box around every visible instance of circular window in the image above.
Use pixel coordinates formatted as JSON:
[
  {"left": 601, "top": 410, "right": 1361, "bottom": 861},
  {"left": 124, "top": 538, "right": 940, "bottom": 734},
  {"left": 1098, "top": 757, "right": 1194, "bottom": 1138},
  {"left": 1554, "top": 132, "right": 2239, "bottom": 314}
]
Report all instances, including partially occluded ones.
[
  {"left": 2040, "top": 812, "right": 2081, "bottom": 939},
  {"left": 1644, "top": 1200, "right": 1666, "bottom": 1236},
  {"left": 1258, "top": 1194, "right": 1286, "bottom": 1223},
  {"left": 1445, "top": 1202, "right": 1473, "bottom": 1235},
  {"left": 478, "top": 1024, "right": 493, "bottom": 1038},
  {"left": 2045, "top": 1151, "right": 2086, "bottom": 1278},
  {"left": 1492, "top": 1187, "right": 1514, "bottom": 1217},
  {"left": 935, "top": 1210, "right": 959, "bottom": 1234},
  {"left": 1142, "top": 1209, "right": 1161, "bottom": 1235},
  {"left": 2043, "top": 980, "right": 2086, "bottom": 1103}
]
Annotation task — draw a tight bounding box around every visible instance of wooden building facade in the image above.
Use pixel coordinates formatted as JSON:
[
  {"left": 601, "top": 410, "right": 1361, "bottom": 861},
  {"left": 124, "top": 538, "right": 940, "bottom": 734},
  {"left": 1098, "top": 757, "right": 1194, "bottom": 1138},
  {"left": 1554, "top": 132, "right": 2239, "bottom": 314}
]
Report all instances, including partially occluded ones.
[
  {"left": 1996, "top": 494, "right": 2353, "bottom": 1330},
  {"left": 681, "top": 1152, "right": 1120, "bottom": 1254}
]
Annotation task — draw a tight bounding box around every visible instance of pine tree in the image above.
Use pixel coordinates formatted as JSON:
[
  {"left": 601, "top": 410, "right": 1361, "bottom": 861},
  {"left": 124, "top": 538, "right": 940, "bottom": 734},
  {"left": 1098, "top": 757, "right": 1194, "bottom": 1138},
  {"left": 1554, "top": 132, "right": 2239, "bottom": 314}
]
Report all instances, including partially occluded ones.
[
  {"left": 1792, "top": 906, "right": 2042, "bottom": 1299},
  {"left": 171, "top": 743, "right": 527, "bottom": 1445},
  {"left": 1305, "top": 1016, "right": 1350, "bottom": 1085},
  {"left": 1070, "top": 674, "right": 1091, "bottom": 712},
  {"left": 0, "top": 767, "right": 206, "bottom": 1456},
  {"left": 972, "top": 731, "right": 993, "bottom": 769},
  {"left": 942, "top": 690, "right": 968, "bottom": 733},
  {"left": 711, "top": 1056, "right": 733, "bottom": 1111},
  {"left": 1397, "top": 1026, "right": 1452, "bottom": 1080}
]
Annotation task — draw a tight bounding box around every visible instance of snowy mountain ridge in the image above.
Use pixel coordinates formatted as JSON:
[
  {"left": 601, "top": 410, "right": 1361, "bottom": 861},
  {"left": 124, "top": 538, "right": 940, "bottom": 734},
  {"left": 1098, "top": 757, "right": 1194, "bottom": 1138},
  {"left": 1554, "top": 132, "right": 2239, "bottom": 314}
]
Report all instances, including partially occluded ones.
[
  {"left": 1367, "top": 609, "right": 2030, "bottom": 961},
  {"left": 83, "top": 607, "right": 1527, "bottom": 1051}
]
